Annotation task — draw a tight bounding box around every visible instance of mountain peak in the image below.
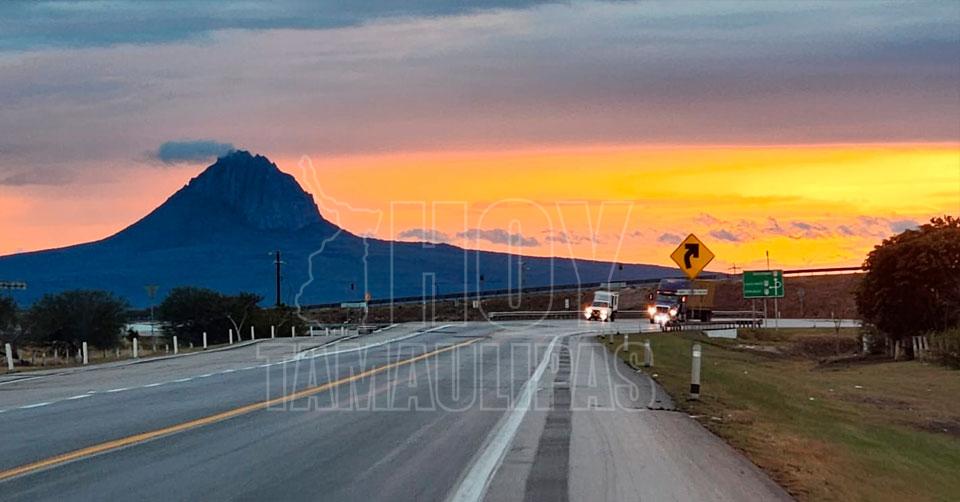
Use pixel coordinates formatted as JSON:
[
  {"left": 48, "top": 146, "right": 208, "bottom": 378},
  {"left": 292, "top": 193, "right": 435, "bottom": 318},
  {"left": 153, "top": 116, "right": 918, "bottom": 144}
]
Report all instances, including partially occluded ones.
[{"left": 179, "top": 150, "right": 324, "bottom": 231}]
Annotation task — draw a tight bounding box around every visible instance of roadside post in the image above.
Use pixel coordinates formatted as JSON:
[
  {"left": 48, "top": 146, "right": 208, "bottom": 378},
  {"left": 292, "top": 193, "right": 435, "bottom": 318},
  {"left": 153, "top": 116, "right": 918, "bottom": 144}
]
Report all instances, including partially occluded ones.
[
  {"left": 271, "top": 325, "right": 275, "bottom": 339},
  {"left": 133, "top": 337, "right": 139, "bottom": 358},
  {"left": 250, "top": 326, "right": 255, "bottom": 341},
  {"left": 5, "top": 343, "right": 13, "bottom": 371},
  {"left": 690, "top": 343, "right": 702, "bottom": 400},
  {"left": 202, "top": 332, "right": 208, "bottom": 349},
  {"left": 643, "top": 340, "right": 654, "bottom": 367},
  {"left": 229, "top": 329, "right": 234, "bottom": 344},
  {"left": 173, "top": 336, "right": 179, "bottom": 355},
  {"left": 82, "top": 342, "right": 88, "bottom": 365},
  {"left": 291, "top": 326, "right": 296, "bottom": 338},
  {"left": 309, "top": 326, "right": 314, "bottom": 337}
]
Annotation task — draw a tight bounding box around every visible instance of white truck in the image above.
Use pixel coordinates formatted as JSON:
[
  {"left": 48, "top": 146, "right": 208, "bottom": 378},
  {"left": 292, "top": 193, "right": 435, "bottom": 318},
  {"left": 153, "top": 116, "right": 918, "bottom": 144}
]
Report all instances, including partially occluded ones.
[{"left": 584, "top": 290, "right": 619, "bottom": 322}]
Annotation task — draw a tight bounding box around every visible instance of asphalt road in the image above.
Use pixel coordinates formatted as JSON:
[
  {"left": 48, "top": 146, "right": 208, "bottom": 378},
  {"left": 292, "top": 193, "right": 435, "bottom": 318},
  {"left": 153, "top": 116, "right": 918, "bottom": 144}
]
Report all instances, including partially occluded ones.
[{"left": 0, "top": 320, "right": 791, "bottom": 501}]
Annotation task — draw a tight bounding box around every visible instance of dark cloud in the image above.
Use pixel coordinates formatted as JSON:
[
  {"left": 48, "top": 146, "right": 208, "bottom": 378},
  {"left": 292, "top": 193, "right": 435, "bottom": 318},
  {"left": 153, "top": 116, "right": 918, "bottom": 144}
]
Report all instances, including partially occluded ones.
[
  {"left": 837, "top": 225, "right": 856, "bottom": 236},
  {"left": 657, "top": 232, "right": 682, "bottom": 244},
  {"left": 0, "top": 1, "right": 555, "bottom": 51},
  {"left": 154, "top": 140, "right": 235, "bottom": 165},
  {"left": 458, "top": 228, "right": 539, "bottom": 247},
  {"left": 396, "top": 228, "right": 450, "bottom": 243},
  {"left": 709, "top": 229, "right": 742, "bottom": 242}
]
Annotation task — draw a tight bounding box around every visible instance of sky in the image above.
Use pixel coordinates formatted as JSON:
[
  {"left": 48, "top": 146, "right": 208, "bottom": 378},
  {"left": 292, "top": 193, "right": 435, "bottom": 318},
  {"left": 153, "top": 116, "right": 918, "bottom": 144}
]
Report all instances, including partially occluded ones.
[{"left": 0, "top": 0, "right": 958, "bottom": 271}]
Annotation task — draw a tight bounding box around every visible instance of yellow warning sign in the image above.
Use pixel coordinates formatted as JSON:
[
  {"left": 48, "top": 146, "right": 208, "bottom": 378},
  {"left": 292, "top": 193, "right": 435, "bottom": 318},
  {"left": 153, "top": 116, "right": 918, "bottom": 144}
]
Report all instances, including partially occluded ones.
[{"left": 670, "top": 234, "right": 715, "bottom": 280}]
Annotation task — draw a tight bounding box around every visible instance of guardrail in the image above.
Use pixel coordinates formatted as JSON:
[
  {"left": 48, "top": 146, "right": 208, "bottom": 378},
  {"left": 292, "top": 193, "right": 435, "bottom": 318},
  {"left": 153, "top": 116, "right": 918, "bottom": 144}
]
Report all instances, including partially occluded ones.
[{"left": 662, "top": 320, "right": 764, "bottom": 332}]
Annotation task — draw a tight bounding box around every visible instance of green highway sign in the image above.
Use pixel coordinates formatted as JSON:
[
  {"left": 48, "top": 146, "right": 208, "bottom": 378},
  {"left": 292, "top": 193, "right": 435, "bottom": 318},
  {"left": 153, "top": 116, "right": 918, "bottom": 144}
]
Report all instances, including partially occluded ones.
[{"left": 743, "top": 270, "right": 784, "bottom": 299}]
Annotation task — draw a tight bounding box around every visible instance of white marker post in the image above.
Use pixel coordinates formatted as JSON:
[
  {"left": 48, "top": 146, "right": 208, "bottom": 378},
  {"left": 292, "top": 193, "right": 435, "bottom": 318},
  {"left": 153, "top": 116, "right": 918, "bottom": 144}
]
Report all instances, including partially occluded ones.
[
  {"left": 5, "top": 343, "right": 13, "bottom": 371},
  {"left": 690, "top": 343, "right": 702, "bottom": 400},
  {"left": 202, "top": 332, "right": 208, "bottom": 349},
  {"left": 643, "top": 339, "right": 654, "bottom": 367},
  {"left": 229, "top": 329, "right": 234, "bottom": 344},
  {"left": 82, "top": 342, "right": 89, "bottom": 365},
  {"left": 271, "top": 325, "right": 275, "bottom": 339},
  {"left": 291, "top": 325, "right": 296, "bottom": 338},
  {"left": 309, "top": 326, "right": 314, "bottom": 337},
  {"left": 173, "top": 336, "right": 179, "bottom": 355},
  {"left": 133, "top": 337, "right": 139, "bottom": 359},
  {"left": 250, "top": 326, "right": 255, "bottom": 341},
  {"left": 325, "top": 327, "right": 330, "bottom": 336}
]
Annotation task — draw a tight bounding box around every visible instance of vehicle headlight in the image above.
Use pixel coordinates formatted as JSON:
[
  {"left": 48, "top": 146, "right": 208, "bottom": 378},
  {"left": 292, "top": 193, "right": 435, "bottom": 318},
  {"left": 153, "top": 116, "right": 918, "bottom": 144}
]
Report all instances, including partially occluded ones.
[
  {"left": 669, "top": 308, "right": 678, "bottom": 317},
  {"left": 600, "top": 310, "right": 608, "bottom": 319},
  {"left": 647, "top": 306, "right": 656, "bottom": 316}
]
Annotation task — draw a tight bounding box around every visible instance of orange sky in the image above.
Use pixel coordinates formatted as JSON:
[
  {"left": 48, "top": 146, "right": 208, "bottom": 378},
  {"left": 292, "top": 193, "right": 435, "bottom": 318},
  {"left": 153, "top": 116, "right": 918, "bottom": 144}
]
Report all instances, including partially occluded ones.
[
  {"left": 280, "top": 143, "right": 959, "bottom": 270},
  {"left": 1, "top": 143, "right": 957, "bottom": 272}
]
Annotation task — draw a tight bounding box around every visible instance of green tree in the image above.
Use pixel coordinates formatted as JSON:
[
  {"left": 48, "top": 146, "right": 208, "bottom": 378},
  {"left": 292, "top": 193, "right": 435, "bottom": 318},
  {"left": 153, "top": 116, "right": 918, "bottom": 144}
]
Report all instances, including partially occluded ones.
[
  {"left": 158, "top": 288, "right": 265, "bottom": 344},
  {"left": 856, "top": 216, "right": 960, "bottom": 339},
  {"left": 0, "top": 295, "right": 18, "bottom": 343},
  {"left": 26, "top": 290, "right": 129, "bottom": 349},
  {"left": 158, "top": 287, "right": 228, "bottom": 344}
]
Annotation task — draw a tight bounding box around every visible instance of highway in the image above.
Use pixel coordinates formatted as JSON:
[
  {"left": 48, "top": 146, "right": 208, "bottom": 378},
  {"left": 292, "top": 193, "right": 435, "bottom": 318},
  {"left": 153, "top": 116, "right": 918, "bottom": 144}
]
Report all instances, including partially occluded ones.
[{"left": 0, "top": 321, "right": 790, "bottom": 501}]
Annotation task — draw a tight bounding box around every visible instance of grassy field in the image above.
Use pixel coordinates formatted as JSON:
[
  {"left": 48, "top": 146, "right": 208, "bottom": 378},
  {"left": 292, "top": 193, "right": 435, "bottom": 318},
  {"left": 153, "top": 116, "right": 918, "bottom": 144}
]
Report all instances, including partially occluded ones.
[{"left": 603, "top": 329, "right": 960, "bottom": 502}]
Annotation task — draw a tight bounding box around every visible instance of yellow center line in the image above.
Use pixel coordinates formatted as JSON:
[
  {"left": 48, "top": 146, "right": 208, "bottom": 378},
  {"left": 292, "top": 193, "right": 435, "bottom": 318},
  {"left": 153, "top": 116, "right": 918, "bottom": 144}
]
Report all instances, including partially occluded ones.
[{"left": 0, "top": 338, "right": 479, "bottom": 482}]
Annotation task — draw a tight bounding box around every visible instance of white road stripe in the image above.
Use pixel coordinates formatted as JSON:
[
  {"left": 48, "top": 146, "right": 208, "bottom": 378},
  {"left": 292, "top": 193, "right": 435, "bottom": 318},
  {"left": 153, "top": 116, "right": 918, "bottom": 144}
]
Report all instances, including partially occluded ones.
[
  {"left": 67, "top": 394, "right": 93, "bottom": 400},
  {"left": 19, "top": 402, "right": 52, "bottom": 409},
  {"left": 447, "top": 336, "right": 560, "bottom": 502},
  {"left": 105, "top": 387, "right": 129, "bottom": 393},
  {"left": 172, "top": 377, "right": 192, "bottom": 383},
  {"left": 197, "top": 373, "right": 213, "bottom": 378},
  {"left": 142, "top": 382, "right": 163, "bottom": 388}
]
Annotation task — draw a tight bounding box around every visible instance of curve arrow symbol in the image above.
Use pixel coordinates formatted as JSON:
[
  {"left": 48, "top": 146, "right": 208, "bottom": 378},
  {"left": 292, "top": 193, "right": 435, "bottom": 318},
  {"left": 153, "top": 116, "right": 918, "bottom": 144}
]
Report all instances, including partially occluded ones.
[{"left": 683, "top": 243, "right": 699, "bottom": 269}]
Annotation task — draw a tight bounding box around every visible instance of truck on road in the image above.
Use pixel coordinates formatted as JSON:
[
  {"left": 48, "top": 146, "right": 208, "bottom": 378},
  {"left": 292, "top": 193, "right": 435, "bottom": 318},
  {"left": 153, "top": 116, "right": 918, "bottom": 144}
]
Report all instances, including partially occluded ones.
[
  {"left": 584, "top": 290, "right": 619, "bottom": 322},
  {"left": 646, "top": 278, "right": 715, "bottom": 326}
]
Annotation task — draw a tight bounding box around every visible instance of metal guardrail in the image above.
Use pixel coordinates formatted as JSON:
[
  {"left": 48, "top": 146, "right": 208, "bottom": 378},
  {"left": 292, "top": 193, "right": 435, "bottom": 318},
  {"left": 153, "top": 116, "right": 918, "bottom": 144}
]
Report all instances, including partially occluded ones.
[{"left": 662, "top": 320, "right": 763, "bottom": 332}]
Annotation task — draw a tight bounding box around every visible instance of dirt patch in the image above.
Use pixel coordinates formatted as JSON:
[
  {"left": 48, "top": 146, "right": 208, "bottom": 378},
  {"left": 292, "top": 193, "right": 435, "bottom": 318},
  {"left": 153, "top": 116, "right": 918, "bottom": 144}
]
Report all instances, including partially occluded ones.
[
  {"left": 789, "top": 335, "right": 860, "bottom": 359},
  {"left": 916, "top": 419, "right": 960, "bottom": 438},
  {"left": 842, "top": 394, "right": 912, "bottom": 409}
]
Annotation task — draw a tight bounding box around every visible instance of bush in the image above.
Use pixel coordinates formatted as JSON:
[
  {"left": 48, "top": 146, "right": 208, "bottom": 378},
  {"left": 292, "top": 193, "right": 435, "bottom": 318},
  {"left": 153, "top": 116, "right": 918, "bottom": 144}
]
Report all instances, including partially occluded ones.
[
  {"left": 26, "top": 290, "right": 129, "bottom": 349},
  {"left": 929, "top": 328, "right": 960, "bottom": 369}
]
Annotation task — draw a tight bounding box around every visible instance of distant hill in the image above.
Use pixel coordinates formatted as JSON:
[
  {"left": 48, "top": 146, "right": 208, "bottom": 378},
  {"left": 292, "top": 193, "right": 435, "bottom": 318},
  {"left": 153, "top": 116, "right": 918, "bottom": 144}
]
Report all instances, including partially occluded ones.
[{"left": 0, "top": 151, "right": 676, "bottom": 307}]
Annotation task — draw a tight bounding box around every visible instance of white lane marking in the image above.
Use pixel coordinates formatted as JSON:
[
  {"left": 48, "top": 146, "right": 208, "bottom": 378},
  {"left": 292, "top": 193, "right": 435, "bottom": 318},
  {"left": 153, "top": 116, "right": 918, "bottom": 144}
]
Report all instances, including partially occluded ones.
[
  {"left": 241, "top": 366, "right": 255, "bottom": 371},
  {"left": 142, "top": 382, "right": 164, "bottom": 388},
  {"left": 197, "top": 373, "right": 213, "bottom": 378},
  {"left": 221, "top": 369, "right": 236, "bottom": 374},
  {"left": 296, "top": 324, "right": 454, "bottom": 361},
  {"left": 67, "top": 394, "right": 93, "bottom": 400},
  {"left": 257, "top": 364, "right": 271, "bottom": 368},
  {"left": 0, "top": 375, "right": 46, "bottom": 387},
  {"left": 19, "top": 402, "right": 52, "bottom": 409},
  {"left": 172, "top": 377, "right": 192, "bottom": 383},
  {"left": 447, "top": 336, "right": 560, "bottom": 502},
  {"left": 105, "top": 387, "right": 129, "bottom": 393}
]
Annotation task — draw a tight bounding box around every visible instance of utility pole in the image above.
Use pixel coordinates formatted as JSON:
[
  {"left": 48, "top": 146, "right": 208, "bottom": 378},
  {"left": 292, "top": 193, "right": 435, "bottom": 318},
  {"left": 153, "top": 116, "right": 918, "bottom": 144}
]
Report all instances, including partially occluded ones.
[
  {"left": 270, "top": 251, "right": 284, "bottom": 307},
  {"left": 145, "top": 284, "right": 158, "bottom": 342}
]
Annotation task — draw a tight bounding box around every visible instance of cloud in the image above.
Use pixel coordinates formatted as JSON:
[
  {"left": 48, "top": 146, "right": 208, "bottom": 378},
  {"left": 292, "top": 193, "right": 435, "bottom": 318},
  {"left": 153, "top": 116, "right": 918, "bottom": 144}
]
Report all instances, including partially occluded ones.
[
  {"left": 657, "top": 232, "right": 682, "bottom": 244},
  {"left": 837, "top": 225, "right": 856, "bottom": 236},
  {"left": 0, "top": 0, "right": 956, "bottom": 173},
  {"left": 458, "top": 228, "right": 539, "bottom": 247},
  {"left": 0, "top": 169, "right": 73, "bottom": 186},
  {"left": 889, "top": 219, "right": 919, "bottom": 233},
  {"left": 0, "top": 1, "right": 555, "bottom": 51},
  {"left": 396, "top": 228, "right": 450, "bottom": 243},
  {"left": 153, "top": 140, "right": 235, "bottom": 165},
  {"left": 709, "top": 229, "right": 742, "bottom": 242}
]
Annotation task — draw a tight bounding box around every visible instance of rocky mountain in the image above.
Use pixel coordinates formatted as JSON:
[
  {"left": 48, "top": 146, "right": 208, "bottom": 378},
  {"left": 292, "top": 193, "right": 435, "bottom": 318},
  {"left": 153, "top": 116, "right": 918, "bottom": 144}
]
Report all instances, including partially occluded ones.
[{"left": 0, "top": 151, "right": 675, "bottom": 307}]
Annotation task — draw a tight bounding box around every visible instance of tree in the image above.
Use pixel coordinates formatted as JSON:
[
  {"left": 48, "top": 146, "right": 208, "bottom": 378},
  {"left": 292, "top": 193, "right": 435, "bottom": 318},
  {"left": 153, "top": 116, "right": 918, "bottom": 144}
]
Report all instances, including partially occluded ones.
[
  {"left": 856, "top": 216, "right": 960, "bottom": 340},
  {"left": 223, "top": 292, "right": 262, "bottom": 340},
  {"left": 26, "top": 290, "right": 129, "bottom": 349},
  {"left": 158, "top": 287, "right": 228, "bottom": 344},
  {"left": 0, "top": 295, "right": 19, "bottom": 344},
  {"left": 158, "top": 288, "right": 264, "bottom": 344}
]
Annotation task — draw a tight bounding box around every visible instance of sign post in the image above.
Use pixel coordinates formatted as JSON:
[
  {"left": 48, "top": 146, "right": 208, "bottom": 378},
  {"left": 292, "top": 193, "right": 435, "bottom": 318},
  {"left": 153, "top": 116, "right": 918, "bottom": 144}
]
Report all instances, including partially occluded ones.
[{"left": 670, "top": 234, "right": 715, "bottom": 280}]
